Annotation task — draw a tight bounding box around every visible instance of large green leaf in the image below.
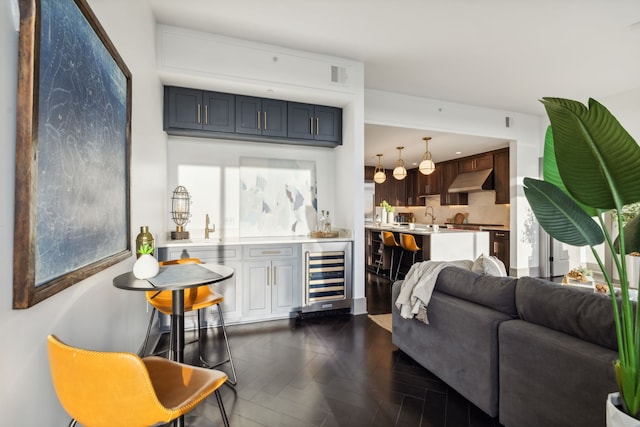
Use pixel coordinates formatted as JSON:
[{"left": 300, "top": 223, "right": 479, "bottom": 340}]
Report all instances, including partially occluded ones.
[
  {"left": 523, "top": 177, "right": 604, "bottom": 247},
  {"left": 542, "top": 125, "right": 598, "bottom": 217},
  {"left": 541, "top": 98, "right": 640, "bottom": 210},
  {"left": 614, "top": 214, "right": 640, "bottom": 254}
]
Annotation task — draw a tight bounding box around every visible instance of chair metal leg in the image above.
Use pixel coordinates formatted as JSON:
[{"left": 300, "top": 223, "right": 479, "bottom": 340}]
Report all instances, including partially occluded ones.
[
  {"left": 200, "top": 304, "right": 238, "bottom": 387},
  {"left": 395, "top": 249, "right": 404, "bottom": 281},
  {"left": 215, "top": 389, "right": 230, "bottom": 427},
  {"left": 140, "top": 308, "right": 157, "bottom": 357},
  {"left": 68, "top": 419, "right": 77, "bottom": 427}
]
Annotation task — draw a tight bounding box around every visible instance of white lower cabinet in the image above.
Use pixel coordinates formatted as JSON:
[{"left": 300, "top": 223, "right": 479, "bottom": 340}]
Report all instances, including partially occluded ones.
[{"left": 242, "top": 245, "right": 301, "bottom": 320}]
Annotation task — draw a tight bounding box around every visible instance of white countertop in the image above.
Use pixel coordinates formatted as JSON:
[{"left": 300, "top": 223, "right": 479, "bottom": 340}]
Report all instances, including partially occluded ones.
[
  {"left": 365, "top": 223, "right": 488, "bottom": 235},
  {"left": 158, "top": 235, "right": 353, "bottom": 248}
]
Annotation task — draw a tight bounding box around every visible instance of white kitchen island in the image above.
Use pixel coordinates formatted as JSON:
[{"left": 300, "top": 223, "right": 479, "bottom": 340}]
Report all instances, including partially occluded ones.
[{"left": 365, "top": 224, "right": 490, "bottom": 274}]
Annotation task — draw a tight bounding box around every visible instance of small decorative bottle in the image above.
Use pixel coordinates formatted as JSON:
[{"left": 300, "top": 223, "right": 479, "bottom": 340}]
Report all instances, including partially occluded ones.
[
  {"left": 135, "top": 226, "right": 154, "bottom": 259},
  {"left": 319, "top": 210, "right": 326, "bottom": 233},
  {"left": 324, "top": 211, "right": 332, "bottom": 233}
]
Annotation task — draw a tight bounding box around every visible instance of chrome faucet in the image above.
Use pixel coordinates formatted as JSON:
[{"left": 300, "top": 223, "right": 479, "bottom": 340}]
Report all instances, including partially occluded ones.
[
  {"left": 205, "top": 213, "right": 215, "bottom": 239},
  {"left": 425, "top": 205, "right": 436, "bottom": 224}
]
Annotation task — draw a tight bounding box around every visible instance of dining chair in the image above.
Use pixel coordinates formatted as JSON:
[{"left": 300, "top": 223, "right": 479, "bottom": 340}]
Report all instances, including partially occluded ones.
[
  {"left": 47, "top": 334, "right": 230, "bottom": 427},
  {"left": 141, "top": 257, "right": 237, "bottom": 386}
]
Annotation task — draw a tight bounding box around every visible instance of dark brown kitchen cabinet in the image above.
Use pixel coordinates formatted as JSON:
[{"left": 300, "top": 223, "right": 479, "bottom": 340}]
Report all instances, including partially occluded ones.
[
  {"left": 405, "top": 169, "right": 419, "bottom": 206},
  {"left": 439, "top": 161, "right": 468, "bottom": 206},
  {"left": 288, "top": 102, "right": 342, "bottom": 144},
  {"left": 235, "top": 96, "right": 287, "bottom": 137},
  {"left": 374, "top": 170, "right": 405, "bottom": 207},
  {"left": 422, "top": 166, "right": 440, "bottom": 196},
  {"left": 458, "top": 153, "right": 494, "bottom": 173},
  {"left": 490, "top": 230, "right": 510, "bottom": 273},
  {"left": 493, "top": 148, "right": 510, "bottom": 204},
  {"left": 164, "top": 86, "right": 235, "bottom": 133},
  {"left": 364, "top": 166, "right": 375, "bottom": 181}
]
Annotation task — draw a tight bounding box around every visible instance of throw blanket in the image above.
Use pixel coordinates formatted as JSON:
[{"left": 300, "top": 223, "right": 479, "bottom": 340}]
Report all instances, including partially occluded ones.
[{"left": 395, "top": 261, "right": 455, "bottom": 324}]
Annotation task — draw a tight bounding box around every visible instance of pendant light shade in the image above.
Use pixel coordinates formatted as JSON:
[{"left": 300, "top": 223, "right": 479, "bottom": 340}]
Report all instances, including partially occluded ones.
[
  {"left": 393, "top": 146, "right": 407, "bottom": 180},
  {"left": 419, "top": 136, "right": 436, "bottom": 175},
  {"left": 373, "top": 154, "right": 387, "bottom": 184}
]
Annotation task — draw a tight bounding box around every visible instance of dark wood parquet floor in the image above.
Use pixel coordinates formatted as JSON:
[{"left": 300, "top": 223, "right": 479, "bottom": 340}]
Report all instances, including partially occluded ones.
[{"left": 154, "top": 271, "right": 504, "bottom": 427}]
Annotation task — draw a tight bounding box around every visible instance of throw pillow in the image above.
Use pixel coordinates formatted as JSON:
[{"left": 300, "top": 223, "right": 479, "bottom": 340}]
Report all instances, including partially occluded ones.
[{"left": 472, "top": 254, "right": 507, "bottom": 277}]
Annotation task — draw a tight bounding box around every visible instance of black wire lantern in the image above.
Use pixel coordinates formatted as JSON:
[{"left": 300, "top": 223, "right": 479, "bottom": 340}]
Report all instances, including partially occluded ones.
[{"left": 170, "top": 185, "right": 191, "bottom": 240}]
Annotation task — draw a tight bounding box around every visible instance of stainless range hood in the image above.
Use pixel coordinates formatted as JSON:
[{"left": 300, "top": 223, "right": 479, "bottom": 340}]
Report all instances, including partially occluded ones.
[{"left": 448, "top": 168, "right": 494, "bottom": 193}]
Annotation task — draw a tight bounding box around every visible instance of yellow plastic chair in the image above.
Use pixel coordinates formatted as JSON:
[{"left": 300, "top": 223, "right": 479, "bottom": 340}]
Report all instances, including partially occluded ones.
[
  {"left": 47, "top": 334, "right": 229, "bottom": 427},
  {"left": 376, "top": 231, "right": 401, "bottom": 280},
  {"left": 141, "top": 258, "right": 237, "bottom": 386},
  {"left": 398, "top": 233, "right": 422, "bottom": 280}
]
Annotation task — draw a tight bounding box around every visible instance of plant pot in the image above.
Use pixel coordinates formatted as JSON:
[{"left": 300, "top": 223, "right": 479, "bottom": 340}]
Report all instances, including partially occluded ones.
[
  {"left": 133, "top": 254, "right": 159, "bottom": 279},
  {"left": 388, "top": 212, "right": 395, "bottom": 224},
  {"left": 607, "top": 392, "right": 640, "bottom": 427}
]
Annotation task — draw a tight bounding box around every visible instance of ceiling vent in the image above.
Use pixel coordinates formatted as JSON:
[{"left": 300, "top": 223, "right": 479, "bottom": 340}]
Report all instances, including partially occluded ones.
[{"left": 331, "top": 65, "right": 348, "bottom": 84}]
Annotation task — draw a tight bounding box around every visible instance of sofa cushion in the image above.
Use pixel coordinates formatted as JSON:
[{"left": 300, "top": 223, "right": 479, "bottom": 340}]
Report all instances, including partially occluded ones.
[
  {"left": 499, "top": 319, "right": 618, "bottom": 427},
  {"left": 515, "top": 276, "right": 618, "bottom": 350},
  {"left": 435, "top": 266, "right": 518, "bottom": 317}
]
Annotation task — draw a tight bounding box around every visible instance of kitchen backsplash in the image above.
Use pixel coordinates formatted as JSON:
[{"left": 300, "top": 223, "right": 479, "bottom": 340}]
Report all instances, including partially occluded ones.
[{"left": 401, "top": 190, "right": 510, "bottom": 227}]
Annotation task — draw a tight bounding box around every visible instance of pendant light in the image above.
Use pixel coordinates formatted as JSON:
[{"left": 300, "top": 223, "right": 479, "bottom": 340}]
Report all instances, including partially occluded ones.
[
  {"left": 393, "top": 146, "right": 407, "bottom": 180},
  {"left": 373, "top": 154, "right": 387, "bottom": 184},
  {"left": 419, "top": 136, "right": 436, "bottom": 175}
]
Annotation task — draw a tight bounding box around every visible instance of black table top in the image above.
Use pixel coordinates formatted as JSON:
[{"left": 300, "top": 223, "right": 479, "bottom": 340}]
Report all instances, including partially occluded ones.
[{"left": 113, "top": 263, "right": 234, "bottom": 291}]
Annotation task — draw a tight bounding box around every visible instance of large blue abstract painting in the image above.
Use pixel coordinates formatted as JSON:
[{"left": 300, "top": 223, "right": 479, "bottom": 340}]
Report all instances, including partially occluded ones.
[{"left": 13, "top": 0, "right": 131, "bottom": 308}]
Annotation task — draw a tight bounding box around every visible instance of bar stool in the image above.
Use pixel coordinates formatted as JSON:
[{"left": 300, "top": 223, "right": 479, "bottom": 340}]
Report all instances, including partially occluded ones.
[
  {"left": 398, "top": 233, "right": 422, "bottom": 280},
  {"left": 141, "top": 258, "right": 237, "bottom": 386},
  {"left": 377, "top": 231, "right": 401, "bottom": 280}
]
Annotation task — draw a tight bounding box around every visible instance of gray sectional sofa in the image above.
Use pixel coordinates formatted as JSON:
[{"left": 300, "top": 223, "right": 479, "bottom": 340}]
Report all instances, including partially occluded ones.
[{"left": 391, "top": 266, "right": 620, "bottom": 427}]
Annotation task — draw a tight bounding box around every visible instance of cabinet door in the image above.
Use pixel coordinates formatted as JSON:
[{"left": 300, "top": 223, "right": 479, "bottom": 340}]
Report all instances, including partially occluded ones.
[
  {"left": 235, "top": 96, "right": 262, "bottom": 135},
  {"left": 458, "top": 153, "right": 494, "bottom": 173},
  {"left": 288, "top": 103, "right": 342, "bottom": 143},
  {"left": 271, "top": 260, "right": 298, "bottom": 314},
  {"left": 405, "top": 168, "right": 418, "bottom": 206},
  {"left": 244, "top": 261, "right": 270, "bottom": 316},
  {"left": 287, "top": 102, "right": 314, "bottom": 140},
  {"left": 165, "top": 87, "right": 203, "bottom": 130},
  {"left": 490, "top": 231, "right": 510, "bottom": 273},
  {"left": 425, "top": 167, "right": 441, "bottom": 195},
  {"left": 203, "top": 91, "right": 235, "bottom": 133},
  {"left": 314, "top": 106, "right": 341, "bottom": 143},
  {"left": 493, "top": 148, "right": 510, "bottom": 204},
  {"left": 236, "top": 96, "right": 287, "bottom": 137},
  {"left": 262, "top": 99, "right": 287, "bottom": 137},
  {"left": 440, "top": 162, "right": 468, "bottom": 205}
]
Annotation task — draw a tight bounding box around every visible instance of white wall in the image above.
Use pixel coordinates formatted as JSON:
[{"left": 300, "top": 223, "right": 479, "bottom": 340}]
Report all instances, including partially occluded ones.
[
  {"left": 365, "top": 89, "right": 542, "bottom": 276},
  {"left": 0, "top": 0, "right": 166, "bottom": 424}
]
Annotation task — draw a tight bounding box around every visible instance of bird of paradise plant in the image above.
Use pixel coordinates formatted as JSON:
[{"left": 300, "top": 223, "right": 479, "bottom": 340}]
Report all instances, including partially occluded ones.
[{"left": 524, "top": 97, "right": 640, "bottom": 419}]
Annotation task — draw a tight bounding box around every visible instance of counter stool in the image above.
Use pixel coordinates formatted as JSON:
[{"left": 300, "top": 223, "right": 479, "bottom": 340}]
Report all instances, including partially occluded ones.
[
  {"left": 377, "top": 231, "right": 401, "bottom": 280},
  {"left": 398, "top": 233, "right": 422, "bottom": 280}
]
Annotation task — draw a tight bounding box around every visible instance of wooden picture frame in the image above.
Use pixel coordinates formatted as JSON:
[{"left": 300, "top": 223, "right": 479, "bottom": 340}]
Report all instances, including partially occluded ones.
[{"left": 13, "top": 0, "right": 132, "bottom": 308}]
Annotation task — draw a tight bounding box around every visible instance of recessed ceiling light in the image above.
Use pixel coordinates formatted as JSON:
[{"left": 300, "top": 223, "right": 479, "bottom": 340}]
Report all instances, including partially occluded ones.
[{"left": 456, "top": 151, "right": 462, "bottom": 155}]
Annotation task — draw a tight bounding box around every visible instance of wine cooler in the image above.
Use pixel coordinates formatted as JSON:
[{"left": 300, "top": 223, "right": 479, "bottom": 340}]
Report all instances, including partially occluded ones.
[{"left": 301, "top": 241, "right": 352, "bottom": 314}]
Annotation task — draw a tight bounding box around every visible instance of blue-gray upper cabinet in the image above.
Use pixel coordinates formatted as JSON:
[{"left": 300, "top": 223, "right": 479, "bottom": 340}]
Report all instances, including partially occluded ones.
[
  {"left": 288, "top": 102, "right": 342, "bottom": 146},
  {"left": 164, "top": 86, "right": 235, "bottom": 133},
  {"left": 235, "top": 96, "right": 287, "bottom": 138}
]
